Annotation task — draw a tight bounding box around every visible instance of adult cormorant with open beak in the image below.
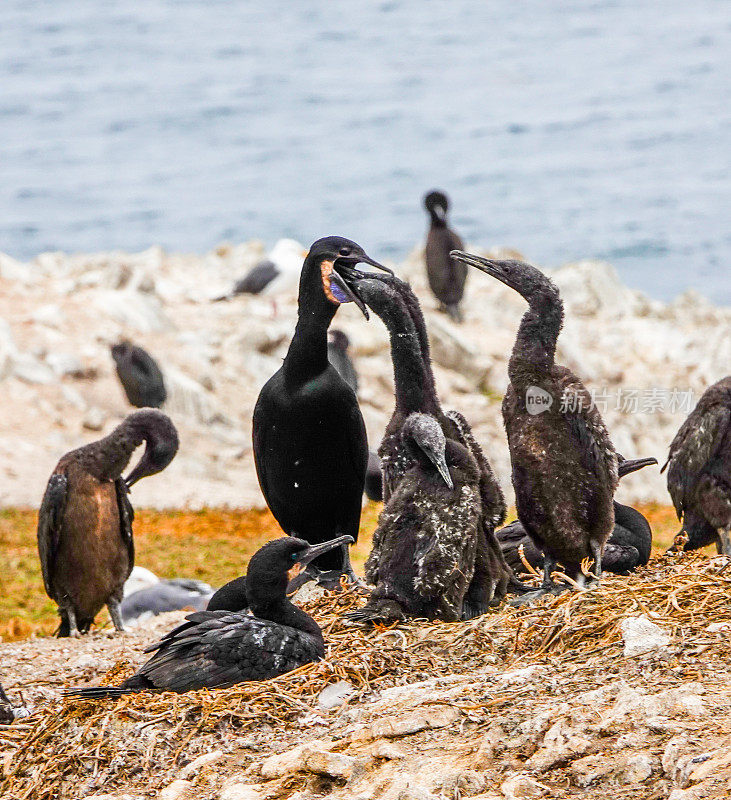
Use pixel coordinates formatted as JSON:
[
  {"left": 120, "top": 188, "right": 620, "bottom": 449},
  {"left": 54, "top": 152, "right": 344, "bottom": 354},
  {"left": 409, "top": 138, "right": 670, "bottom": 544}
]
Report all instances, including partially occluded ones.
[
  {"left": 253, "top": 237, "right": 391, "bottom": 586},
  {"left": 663, "top": 376, "right": 731, "bottom": 554},
  {"left": 37, "top": 410, "right": 179, "bottom": 636},
  {"left": 452, "top": 251, "right": 619, "bottom": 601},
  {"left": 65, "top": 536, "right": 352, "bottom": 697}
]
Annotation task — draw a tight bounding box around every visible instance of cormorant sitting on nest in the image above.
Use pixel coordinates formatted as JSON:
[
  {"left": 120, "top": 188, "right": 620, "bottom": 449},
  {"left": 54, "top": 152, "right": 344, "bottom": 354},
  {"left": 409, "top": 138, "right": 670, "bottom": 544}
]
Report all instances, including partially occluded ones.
[
  {"left": 347, "top": 413, "right": 481, "bottom": 623},
  {"left": 498, "top": 456, "right": 657, "bottom": 576},
  {"left": 352, "top": 274, "right": 512, "bottom": 614},
  {"left": 662, "top": 376, "right": 731, "bottom": 553},
  {"left": 111, "top": 341, "right": 166, "bottom": 408},
  {"left": 253, "top": 237, "right": 391, "bottom": 586},
  {"left": 424, "top": 190, "right": 467, "bottom": 323},
  {"left": 452, "top": 252, "right": 619, "bottom": 601},
  {"left": 327, "top": 329, "right": 358, "bottom": 393},
  {"left": 37, "top": 410, "right": 179, "bottom": 636},
  {"left": 64, "top": 536, "right": 351, "bottom": 697}
]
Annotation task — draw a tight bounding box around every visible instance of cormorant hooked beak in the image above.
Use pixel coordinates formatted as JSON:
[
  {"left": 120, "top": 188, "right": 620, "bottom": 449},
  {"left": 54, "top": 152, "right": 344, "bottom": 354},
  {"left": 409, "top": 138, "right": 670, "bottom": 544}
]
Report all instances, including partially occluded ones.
[
  {"left": 296, "top": 535, "right": 355, "bottom": 568},
  {"left": 330, "top": 252, "right": 393, "bottom": 320},
  {"left": 617, "top": 456, "right": 658, "bottom": 478},
  {"left": 427, "top": 448, "right": 454, "bottom": 489},
  {"left": 450, "top": 250, "right": 523, "bottom": 292}
]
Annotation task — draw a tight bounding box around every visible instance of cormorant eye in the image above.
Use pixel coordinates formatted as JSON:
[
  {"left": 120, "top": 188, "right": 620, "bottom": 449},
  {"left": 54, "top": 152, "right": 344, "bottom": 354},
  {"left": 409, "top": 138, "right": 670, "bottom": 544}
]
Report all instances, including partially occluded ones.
[
  {"left": 339, "top": 247, "right": 351, "bottom": 256},
  {"left": 291, "top": 552, "right": 299, "bottom": 561}
]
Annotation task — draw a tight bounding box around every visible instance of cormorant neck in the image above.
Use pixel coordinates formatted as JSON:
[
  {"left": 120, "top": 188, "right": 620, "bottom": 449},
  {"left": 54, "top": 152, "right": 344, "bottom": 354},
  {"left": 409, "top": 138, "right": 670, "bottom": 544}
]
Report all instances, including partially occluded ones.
[
  {"left": 429, "top": 212, "right": 448, "bottom": 229},
  {"left": 508, "top": 289, "right": 563, "bottom": 390},
  {"left": 284, "top": 259, "right": 338, "bottom": 385},
  {"left": 78, "top": 421, "right": 147, "bottom": 481}
]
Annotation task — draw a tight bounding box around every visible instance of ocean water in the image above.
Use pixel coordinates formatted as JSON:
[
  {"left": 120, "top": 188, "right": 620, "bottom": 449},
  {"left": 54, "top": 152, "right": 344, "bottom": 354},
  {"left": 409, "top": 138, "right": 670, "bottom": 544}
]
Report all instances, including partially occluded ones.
[{"left": 1, "top": 0, "right": 729, "bottom": 303}]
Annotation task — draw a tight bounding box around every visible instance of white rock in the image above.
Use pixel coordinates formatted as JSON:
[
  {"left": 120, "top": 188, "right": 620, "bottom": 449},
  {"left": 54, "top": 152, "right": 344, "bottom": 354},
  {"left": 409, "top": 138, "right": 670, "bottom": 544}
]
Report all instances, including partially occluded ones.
[
  {"left": 218, "top": 781, "right": 264, "bottom": 800},
  {"left": 93, "top": 289, "right": 173, "bottom": 333},
  {"left": 352, "top": 706, "right": 459, "bottom": 741},
  {"left": 620, "top": 752, "right": 654, "bottom": 783},
  {"left": 45, "top": 352, "right": 84, "bottom": 377},
  {"left": 180, "top": 749, "right": 224, "bottom": 777},
  {"left": 83, "top": 407, "right": 107, "bottom": 431},
  {"left": 500, "top": 773, "right": 549, "bottom": 798},
  {"left": 291, "top": 581, "right": 326, "bottom": 605},
  {"left": 32, "top": 304, "right": 66, "bottom": 328},
  {"left": 12, "top": 352, "right": 55, "bottom": 384},
  {"left": 159, "top": 779, "right": 193, "bottom": 800},
  {"left": 318, "top": 680, "right": 356, "bottom": 710},
  {"left": 620, "top": 614, "right": 671, "bottom": 657}
]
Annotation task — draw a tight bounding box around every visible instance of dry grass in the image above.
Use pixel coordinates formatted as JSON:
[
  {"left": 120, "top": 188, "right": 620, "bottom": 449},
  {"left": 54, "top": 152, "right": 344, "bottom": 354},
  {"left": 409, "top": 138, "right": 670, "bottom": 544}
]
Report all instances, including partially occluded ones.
[
  {"left": 3, "top": 549, "right": 730, "bottom": 800},
  {"left": 0, "top": 503, "right": 688, "bottom": 643}
]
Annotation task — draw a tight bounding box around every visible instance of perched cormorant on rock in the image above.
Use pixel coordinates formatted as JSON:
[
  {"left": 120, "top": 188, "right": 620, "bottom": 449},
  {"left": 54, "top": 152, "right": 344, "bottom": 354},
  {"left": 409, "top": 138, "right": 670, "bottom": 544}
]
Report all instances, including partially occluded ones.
[
  {"left": 37, "top": 410, "right": 179, "bottom": 636},
  {"left": 662, "top": 376, "right": 731, "bottom": 553},
  {"left": 498, "top": 456, "right": 657, "bottom": 576},
  {"left": 121, "top": 578, "right": 214, "bottom": 626},
  {"left": 364, "top": 450, "right": 384, "bottom": 502},
  {"left": 452, "top": 251, "right": 619, "bottom": 599},
  {"left": 253, "top": 237, "right": 390, "bottom": 586},
  {"left": 352, "top": 275, "right": 512, "bottom": 614},
  {"left": 111, "top": 341, "right": 167, "bottom": 408},
  {"left": 424, "top": 190, "right": 467, "bottom": 323},
  {"left": 64, "top": 536, "right": 351, "bottom": 697},
  {"left": 348, "top": 413, "right": 481, "bottom": 622},
  {"left": 327, "top": 329, "right": 358, "bottom": 393},
  {"left": 214, "top": 239, "right": 308, "bottom": 302}
]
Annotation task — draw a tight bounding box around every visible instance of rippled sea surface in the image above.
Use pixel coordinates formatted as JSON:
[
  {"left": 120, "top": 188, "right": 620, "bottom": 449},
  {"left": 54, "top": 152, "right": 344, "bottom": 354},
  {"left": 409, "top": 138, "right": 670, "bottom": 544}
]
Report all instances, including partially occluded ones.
[{"left": 1, "top": 0, "right": 729, "bottom": 302}]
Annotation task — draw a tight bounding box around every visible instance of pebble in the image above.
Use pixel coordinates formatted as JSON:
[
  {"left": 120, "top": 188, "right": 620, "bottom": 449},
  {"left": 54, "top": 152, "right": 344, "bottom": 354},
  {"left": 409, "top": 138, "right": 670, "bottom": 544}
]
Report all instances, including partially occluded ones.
[
  {"left": 180, "top": 748, "right": 224, "bottom": 777},
  {"left": 621, "top": 615, "right": 671, "bottom": 657},
  {"left": 500, "top": 773, "right": 549, "bottom": 798},
  {"left": 158, "top": 779, "right": 193, "bottom": 800}
]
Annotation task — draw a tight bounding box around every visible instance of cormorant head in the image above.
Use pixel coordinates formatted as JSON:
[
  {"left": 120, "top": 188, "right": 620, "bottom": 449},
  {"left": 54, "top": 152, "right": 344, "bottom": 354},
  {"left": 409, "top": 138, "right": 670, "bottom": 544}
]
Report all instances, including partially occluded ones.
[
  {"left": 245, "top": 536, "right": 354, "bottom": 600},
  {"left": 124, "top": 409, "right": 179, "bottom": 488},
  {"left": 424, "top": 190, "right": 449, "bottom": 224},
  {"left": 450, "top": 251, "right": 559, "bottom": 305},
  {"left": 304, "top": 236, "right": 392, "bottom": 319},
  {"left": 110, "top": 340, "right": 132, "bottom": 364},
  {"left": 328, "top": 329, "right": 350, "bottom": 352},
  {"left": 402, "top": 413, "right": 453, "bottom": 488},
  {"left": 617, "top": 455, "right": 658, "bottom": 479}
]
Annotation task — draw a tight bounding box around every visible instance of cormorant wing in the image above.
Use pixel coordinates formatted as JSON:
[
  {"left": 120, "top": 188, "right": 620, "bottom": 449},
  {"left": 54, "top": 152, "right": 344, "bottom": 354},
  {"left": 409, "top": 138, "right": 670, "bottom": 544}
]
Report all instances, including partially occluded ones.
[
  {"left": 233, "top": 260, "right": 279, "bottom": 296},
  {"left": 138, "top": 611, "right": 318, "bottom": 692},
  {"left": 556, "top": 369, "right": 618, "bottom": 487},
  {"left": 37, "top": 473, "right": 68, "bottom": 597},
  {"left": 252, "top": 390, "right": 275, "bottom": 509},
  {"left": 115, "top": 477, "right": 135, "bottom": 569},
  {"left": 665, "top": 404, "right": 731, "bottom": 519}
]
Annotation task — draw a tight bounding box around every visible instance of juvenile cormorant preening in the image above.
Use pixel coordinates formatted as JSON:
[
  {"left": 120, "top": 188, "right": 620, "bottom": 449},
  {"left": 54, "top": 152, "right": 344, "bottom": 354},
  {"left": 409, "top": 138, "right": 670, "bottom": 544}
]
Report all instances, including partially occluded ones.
[
  {"left": 424, "top": 190, "right": 467, "bottom": 323},
  {"left": 352, "top": 275, "right": 511, "bottom": 614},
  {"left": 498, "top": 456, "right": 656, "bottom": 576},
  {"left": 37, "top": 410, "right": 179, "bottom": 636},
  {"left": 327, "top": 329, "right": 358, "bottom": 393},
  {"left": 452, "top": 251, "right": 619, "bottom": 598},
  {"left": 662, "top": 376, "right": 731, "bottom": 553},
  {"left": 64, "top": 536, "right": 351, "bottom": 697},
  {"left": 111, "top": 341, "right": 167, "bottom": 408},
  {"left": 348, "top": 413, "right": 481, "bottom": 622},
  {"left": 253, "top": 237, "right": 390, "bottom": 585}
]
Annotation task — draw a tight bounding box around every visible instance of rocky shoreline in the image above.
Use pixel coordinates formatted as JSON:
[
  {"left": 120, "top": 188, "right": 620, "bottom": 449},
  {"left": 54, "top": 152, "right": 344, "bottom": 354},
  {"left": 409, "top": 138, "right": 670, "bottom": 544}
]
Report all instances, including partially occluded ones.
[{"left": 0, "top": 242, "right": 728, "bottom": 509}]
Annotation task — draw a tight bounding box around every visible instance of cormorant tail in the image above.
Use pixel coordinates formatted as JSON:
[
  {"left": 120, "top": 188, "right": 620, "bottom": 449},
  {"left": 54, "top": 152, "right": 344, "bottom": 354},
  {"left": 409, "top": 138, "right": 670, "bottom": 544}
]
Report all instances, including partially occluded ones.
[{"left": 63, "top": 686, "right": 132, "bottom": 700}]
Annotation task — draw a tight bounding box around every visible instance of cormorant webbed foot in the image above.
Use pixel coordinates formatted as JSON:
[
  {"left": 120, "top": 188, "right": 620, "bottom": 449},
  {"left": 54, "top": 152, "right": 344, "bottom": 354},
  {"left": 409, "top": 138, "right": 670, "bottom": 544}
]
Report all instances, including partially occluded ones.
[{"left": 343, "top": 598, "right": 405, "bottom": 625}]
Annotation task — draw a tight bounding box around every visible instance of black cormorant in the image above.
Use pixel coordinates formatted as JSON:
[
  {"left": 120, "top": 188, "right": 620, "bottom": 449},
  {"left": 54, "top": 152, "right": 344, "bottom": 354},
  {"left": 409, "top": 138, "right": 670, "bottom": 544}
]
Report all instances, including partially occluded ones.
[
  {"left": 452, "top": 251, "right": 619, "bottom": 599},
  {"left": 111, "top": 341, "right": 167, "bottom": 409},
  {"left": 662, "top": 376, "right": 731, "bottom": 553},
  {"left": 353, "top": 275, "right": 512, "bottom": 614},
  {"left": 327, "top": 329, "right": 358, "bottom": 393},
  {"left": 424, "top": 190, "right": 467, "bottom": 323},
  {"left": 364, "top": 450, "right": 384, "bottom": 502},
  {"left": 498, "top": 456, "right": 656, "bottom": 576},
  {"left": 64, "top": 536, "right": 351, "bottom": 697},
  {"left": 252, "top": 237, "right": 390, "bottom": 585},
  {"left": 37, "top": 410, "right": 179, "bottom": 636},
  {"left": 348, "top": 413, "right": 481, "bottom": 622}
]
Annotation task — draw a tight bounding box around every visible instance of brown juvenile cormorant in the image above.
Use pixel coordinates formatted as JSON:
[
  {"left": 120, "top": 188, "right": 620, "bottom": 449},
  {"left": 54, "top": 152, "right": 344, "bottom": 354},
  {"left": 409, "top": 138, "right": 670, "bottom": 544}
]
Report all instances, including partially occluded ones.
[
  {"left": 498, "top": 456, "right": 657, "bottom": 576},
  {"left": 327, "top": 329, "right": 358, "bottom": 394},
  {"left": 111, "top": 341, "right": 167, "bottom": 408},
  {"left": 64, "top": 536, "right": 351, "bottom": 697},
  {"left": 253, "top": 237, "right": 390, "bottom": 585},
  {"left": 352, "top": 275, "right": 512, "bottom": 614},
  {"left": 452, "top": 251, "right": 619, "bottom": 599},
  {"left": 424, "top": 190, "right": 467, "bottom": 323},
  {"left": 37, "top": 409, "right": 179, "bottom": 636},
  {"left": 348, "top": 413, "right": 481, "bottom": 622},
  {"left": 662, "top": 376, "right": 731, "bottom": 554}
]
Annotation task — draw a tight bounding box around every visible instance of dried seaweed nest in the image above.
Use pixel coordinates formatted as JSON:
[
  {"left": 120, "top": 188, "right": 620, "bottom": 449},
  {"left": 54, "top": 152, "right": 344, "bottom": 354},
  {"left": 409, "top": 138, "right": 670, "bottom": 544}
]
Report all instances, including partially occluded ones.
[{"left": 3, "top": 551, "right": 731, "bottom": 799}]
